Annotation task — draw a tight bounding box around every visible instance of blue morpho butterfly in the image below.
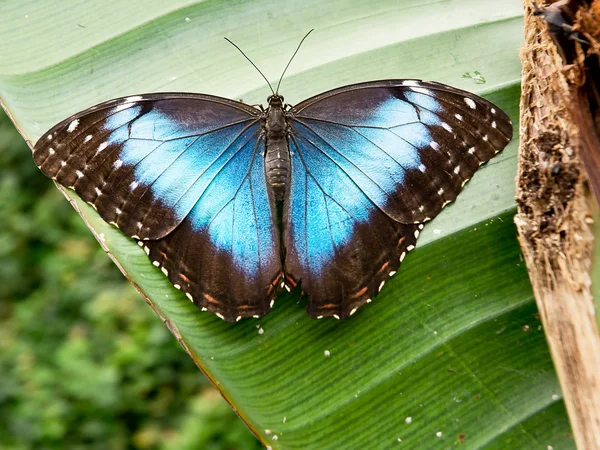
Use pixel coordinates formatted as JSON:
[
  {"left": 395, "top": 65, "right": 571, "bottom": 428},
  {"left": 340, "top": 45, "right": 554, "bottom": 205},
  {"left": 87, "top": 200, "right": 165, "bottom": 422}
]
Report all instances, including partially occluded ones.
[{"left": 32, "top": 31, "right": 512, "bottom": 322}]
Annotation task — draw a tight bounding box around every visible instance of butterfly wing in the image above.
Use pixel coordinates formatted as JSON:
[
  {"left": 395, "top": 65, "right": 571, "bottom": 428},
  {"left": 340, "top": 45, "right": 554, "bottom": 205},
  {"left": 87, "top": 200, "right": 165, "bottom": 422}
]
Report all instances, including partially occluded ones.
[
  {"left": 34, "top": 94, "right": 282, "bottom": 321},
  {"left": 283, "top": 80, "right": 512, "bottom": 319}
]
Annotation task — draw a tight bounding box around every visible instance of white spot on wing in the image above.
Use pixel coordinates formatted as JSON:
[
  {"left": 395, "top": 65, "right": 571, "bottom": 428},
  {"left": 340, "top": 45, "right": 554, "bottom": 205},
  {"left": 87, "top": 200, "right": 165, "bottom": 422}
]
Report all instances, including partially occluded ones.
[
  {"left": 130, "top": 181, "right": 139, "bottom": 190},
  {"left": 113, "top": 159, "right": 123, "bottom": 169},
  {"left": 411, "top": 87, "right": 433, "bottom": 96},
  {"left": 114, "top": 103, "right": 132, "bottom": 113},
  {"left": 76, "top": 170, "right": 84, "bottom": 178},
  {"left": 492, "top": 121, "right": 497, "bottom": 128},
  {"left": 67, "top": 119, "right": 79, "bottom": 132},
  {"left": 407, "top": 245, "right": 415, "bottom": 251},
  {"left": 94, "top": 187, "right": 102, "bottom": 196},
  {"left": 441, "top": 122, "right": 453, "bottom": 133},
  {"left": 48, "top": 148, "right": 55, "bottom": 155},
  {"left": 455, "top": 113, "right": 463, "bottom": 121},
  {"left": 97, "top": 142, "right": 108, "bottom": 153},
  {"left": 430, "top": 141, "right": 440, "bottom": 151},
  {"left": 378, "top": 281, "right": 385, "bottom": 291},
  {"left": 186, "top": 292, "right": 193, "bottom": 301},
  {"left": 464, "top": 97, "right": 476, "bottom": 109},
  {"left": 152, "top": 261, "right": 160, "bottom": 267},
  {"left": 389, "top": 270, "right": 396, "bottom": 276},
  {"left": 418, "top": 164, "right": 426, "bottom": 173},
  {"left": 468, "top": 147, "right": 476, "bottom": 154},
  {"left": 47, "top": 134, "right": 52, "bottom": 140},
  {"left": 125, "top": 96, "right": 143, "bottom": 103},
  {"left": 161, "top": 267, "right": 168, "bottom": 276},
  {"left": 60, "top": 161, "right": 66, "bottom": 167},
  {"left": 454, "top": 166, "right": 461, "bottom": 174},
  {"left": 401, "top": 80, "right": 420, "bottom": 86},
  {"left": 84, "top": 134, "right": 93, "bottom": 143}
]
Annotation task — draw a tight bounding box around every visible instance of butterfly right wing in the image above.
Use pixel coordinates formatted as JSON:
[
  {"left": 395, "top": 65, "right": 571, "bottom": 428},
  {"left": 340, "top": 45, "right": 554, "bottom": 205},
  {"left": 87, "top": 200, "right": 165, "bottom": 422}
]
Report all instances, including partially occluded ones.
[
  {"left": 283, "top": 80, "right": 512, "bottom": 319},
  {"left": 33, "top": 94, "right": 283, "bottom": 321}
]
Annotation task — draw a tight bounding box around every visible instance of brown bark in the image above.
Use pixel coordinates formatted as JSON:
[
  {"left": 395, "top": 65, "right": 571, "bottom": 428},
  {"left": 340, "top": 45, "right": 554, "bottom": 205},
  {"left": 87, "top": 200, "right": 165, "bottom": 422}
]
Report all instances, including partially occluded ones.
[{"left": 516, "top": 1, "right": 600, "bottom": 448}]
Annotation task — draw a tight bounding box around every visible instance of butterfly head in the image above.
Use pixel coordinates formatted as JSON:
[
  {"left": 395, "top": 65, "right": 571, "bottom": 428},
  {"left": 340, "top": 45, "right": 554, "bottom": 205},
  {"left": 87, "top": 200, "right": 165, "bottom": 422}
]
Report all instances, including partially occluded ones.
[{"left": 267, "top": 94, "right": 285, "bottom": 107}]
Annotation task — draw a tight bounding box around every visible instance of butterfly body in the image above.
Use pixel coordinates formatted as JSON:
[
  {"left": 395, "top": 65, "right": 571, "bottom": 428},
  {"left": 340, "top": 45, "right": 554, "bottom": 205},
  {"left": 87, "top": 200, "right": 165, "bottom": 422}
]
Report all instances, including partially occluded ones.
[
  {"left": 33, "top": 80, "right": 512, "bottom": 322},
  {"left": 264, "top": 94, "right": 291, "bottom": 201}
]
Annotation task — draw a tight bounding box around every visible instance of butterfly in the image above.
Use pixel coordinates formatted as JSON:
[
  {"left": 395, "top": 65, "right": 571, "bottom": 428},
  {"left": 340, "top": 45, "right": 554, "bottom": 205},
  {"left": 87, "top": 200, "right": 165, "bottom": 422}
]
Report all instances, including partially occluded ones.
[{"left": 32, "top": 33, "right": 512, "bottom": 322}]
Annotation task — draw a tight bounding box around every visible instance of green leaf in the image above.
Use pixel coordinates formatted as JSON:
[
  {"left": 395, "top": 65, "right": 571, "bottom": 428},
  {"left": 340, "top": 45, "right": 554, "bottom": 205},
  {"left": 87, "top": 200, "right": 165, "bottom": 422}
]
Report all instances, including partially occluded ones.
[{"left": 0, "top": 0, "right": 575, "bottom": 448}]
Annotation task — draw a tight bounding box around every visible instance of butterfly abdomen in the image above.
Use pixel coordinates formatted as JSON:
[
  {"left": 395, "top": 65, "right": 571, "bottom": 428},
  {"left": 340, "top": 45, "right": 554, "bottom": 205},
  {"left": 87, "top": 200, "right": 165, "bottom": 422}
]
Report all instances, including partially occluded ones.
[{"left": 264, "top": 96, "right": 291, "bottom": 201}]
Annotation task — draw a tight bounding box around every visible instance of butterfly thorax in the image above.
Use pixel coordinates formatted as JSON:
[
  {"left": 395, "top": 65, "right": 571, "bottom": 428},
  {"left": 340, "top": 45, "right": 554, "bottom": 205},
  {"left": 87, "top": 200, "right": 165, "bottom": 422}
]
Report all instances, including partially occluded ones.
[{"left": 264, "top": 95, "right": 291, "bottom": 201}]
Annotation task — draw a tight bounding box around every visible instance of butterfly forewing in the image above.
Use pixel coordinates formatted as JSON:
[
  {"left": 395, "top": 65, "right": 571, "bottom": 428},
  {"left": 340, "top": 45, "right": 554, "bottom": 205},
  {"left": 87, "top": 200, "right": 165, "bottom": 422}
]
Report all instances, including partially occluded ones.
[
  {"left": 284, "top": 80, "right": 512, "bottom": 318},
  {"left": 34, "top": 94, "right": 283, "bottom": 321}
]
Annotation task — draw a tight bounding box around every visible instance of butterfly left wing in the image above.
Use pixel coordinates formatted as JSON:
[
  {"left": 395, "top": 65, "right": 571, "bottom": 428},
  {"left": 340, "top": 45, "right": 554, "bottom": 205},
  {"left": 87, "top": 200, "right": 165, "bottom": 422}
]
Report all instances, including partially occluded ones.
[
  {"left": 33, "top": 94, "right": 283, "bottom": 321},
  {"left": 283, "top": 80, "right": 512, "bottom": 319}
]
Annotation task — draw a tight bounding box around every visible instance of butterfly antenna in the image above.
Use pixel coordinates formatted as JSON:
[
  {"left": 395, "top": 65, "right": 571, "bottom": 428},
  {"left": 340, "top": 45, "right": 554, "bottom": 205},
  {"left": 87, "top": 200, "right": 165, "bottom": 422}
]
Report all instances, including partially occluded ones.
[
  {"left": 275, "top": 29, "right": 314, "bottom": 94},
  {"left": 224, "top": 37, "right": 275, "bottom": 95}
]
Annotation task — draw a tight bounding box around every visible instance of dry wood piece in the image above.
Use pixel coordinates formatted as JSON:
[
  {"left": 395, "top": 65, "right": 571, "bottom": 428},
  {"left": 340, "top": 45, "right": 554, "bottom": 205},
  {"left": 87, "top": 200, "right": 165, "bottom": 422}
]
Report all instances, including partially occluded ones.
[{"left": 516, "top": 1, "right": 600, "bottom": 448}]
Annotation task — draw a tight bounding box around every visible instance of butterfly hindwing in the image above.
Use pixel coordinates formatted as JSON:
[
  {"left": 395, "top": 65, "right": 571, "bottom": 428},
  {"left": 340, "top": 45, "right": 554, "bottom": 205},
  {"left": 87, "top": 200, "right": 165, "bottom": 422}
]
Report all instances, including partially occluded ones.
[
  {"left": 34, "top": 94, "right": 283, "bottom": 321},
  {"left": 284, "top": 80, "right": 512, "bottom": 318},
  {"left": 283, "top": 129, "right": 420, "bottom": 318}
]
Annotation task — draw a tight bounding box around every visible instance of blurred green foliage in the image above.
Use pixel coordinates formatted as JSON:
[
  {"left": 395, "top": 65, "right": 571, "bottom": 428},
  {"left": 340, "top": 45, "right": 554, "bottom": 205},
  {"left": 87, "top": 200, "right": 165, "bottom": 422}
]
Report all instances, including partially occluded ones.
[{"left": 0, "top": 109, "right": 261, "bottom": 449}]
